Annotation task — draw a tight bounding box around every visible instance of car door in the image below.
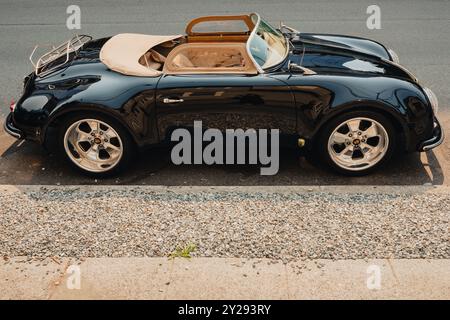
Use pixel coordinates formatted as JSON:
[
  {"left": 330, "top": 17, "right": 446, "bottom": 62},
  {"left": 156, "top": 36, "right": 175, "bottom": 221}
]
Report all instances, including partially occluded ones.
[{"left": 154, "top": 73, "right": 297, "bottom": 140}]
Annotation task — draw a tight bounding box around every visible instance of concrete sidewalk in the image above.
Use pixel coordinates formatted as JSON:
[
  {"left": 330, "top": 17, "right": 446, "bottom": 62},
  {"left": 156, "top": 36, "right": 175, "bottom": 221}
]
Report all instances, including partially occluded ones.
[{"left": 1, "top": 257, "right": 449, "bottom": 299}]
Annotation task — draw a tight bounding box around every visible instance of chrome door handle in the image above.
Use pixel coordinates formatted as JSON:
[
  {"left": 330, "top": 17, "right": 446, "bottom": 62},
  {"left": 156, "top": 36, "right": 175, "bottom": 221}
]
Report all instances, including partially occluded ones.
[{"left": 163, "top": 98, "right": 184, "bottom": 104}]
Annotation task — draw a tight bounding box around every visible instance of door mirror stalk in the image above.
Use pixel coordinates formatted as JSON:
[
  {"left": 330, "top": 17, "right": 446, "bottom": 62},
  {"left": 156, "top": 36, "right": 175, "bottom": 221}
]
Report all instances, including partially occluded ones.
[{"left": 288, "top": 61, "right": 305, "bottom": 74}]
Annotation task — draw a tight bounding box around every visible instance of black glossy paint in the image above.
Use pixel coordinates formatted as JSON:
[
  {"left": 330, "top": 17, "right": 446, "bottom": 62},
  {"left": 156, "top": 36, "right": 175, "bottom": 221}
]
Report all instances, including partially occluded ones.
[
  {"left": 156, "top": 74, "right": 296, "bottom": 139},
  {"left": 298, "top": 33, "right": 391, "bottom": 60},
  {"left": 8, "top": 32, "right": 437, "bottom": 153}
]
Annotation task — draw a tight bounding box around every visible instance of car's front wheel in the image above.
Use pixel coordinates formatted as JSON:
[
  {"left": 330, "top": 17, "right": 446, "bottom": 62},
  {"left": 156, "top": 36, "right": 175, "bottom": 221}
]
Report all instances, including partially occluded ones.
[
  {"left": 59, "top": 113, "right": 134, "bottom": 177},
  {"left": 315, "top": 111, "right": 396, "bottom": 176}
]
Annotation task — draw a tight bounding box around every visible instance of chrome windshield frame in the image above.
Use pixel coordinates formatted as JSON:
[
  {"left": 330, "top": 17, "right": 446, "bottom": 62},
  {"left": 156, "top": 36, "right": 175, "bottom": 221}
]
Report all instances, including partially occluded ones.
[
  {"left": 246, "top": 13, "right": 265, "bottom": 73},
  {"left": 246, "top": 13, "right": 290, "bottom": 73}
]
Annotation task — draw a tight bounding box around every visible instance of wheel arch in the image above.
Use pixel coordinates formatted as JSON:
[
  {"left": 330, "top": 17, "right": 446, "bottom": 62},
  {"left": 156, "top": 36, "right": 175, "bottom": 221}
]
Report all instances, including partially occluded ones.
[
  {"left": 310, "top": 100, "right": 410, "bottom": 151},
  {"left": 42, "top": 103, "right": 140, "bottom": 148}
]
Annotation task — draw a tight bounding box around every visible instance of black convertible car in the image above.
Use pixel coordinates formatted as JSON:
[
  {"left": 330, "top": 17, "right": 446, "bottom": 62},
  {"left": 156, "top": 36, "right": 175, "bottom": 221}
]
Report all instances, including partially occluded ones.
[{"left": 4, "top": 13, "right": 444, "bottom": 176}]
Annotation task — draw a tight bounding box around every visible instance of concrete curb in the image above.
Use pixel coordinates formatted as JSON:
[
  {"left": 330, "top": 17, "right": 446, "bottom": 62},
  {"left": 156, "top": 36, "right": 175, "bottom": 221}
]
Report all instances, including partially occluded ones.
[
  {"left": 0, "top": 184, "right": 449, "bottom": 194},
  {"left": 1, "top": 257, "right": 449, "bottom": 300}
]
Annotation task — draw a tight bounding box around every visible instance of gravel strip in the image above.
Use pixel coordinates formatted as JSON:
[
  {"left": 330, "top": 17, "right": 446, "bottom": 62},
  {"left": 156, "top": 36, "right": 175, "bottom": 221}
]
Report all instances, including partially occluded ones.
[{"left": 0, "top": 187, "right": 448, "bottom": 260}]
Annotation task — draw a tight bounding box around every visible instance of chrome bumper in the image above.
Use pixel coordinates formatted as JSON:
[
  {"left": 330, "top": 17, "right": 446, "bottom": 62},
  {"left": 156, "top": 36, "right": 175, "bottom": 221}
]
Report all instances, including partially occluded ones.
[
  {"left": 3, "top": 113, "right": 23, "bottom": 139},
  {"left": 419, "top": 117, "right": 444, "bottom": 151}
]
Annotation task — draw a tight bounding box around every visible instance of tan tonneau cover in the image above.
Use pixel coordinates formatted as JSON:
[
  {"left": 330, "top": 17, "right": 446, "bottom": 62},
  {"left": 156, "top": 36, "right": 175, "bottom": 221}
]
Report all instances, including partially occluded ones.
[{"left": 100, "top": 33, "right": 182, "bottom": 77}]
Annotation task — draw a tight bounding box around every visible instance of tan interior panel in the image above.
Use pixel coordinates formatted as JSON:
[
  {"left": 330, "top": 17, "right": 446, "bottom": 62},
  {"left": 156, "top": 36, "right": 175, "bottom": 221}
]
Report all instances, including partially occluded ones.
[
  {"left": 163, "top": 42, "right": 258, "bottom": 75},
  {"left": 188, "top": 34, "right": 249, "bottom": 43}
]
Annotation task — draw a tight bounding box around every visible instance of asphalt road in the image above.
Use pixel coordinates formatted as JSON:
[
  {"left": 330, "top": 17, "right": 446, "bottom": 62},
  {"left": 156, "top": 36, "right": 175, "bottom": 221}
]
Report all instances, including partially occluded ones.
[{"left": 0, "top": 0, "right": 449, "bottom": 185}]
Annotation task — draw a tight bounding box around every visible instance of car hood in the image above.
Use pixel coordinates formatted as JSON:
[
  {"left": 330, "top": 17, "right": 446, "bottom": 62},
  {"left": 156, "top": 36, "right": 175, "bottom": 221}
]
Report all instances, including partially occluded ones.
[
  {"left": 297, "top": 33, "right": 391, "bottom": 60},
  {"left": 287, "top": 33, "right": 417, "bottom": 82}
]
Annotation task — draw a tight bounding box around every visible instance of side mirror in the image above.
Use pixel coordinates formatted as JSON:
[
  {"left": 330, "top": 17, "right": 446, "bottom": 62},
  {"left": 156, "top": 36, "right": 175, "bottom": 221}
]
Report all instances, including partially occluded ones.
[
  {"left": 279, "top": 23, "right": 300, "bottom": 35},
  {"left": 288, "top": 61, "right": 305, "bottom": 73}
]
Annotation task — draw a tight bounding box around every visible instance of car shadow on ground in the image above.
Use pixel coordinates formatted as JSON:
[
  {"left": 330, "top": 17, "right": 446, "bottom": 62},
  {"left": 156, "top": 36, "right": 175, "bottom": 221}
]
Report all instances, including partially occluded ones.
[{"left": 0, "top": 135, "right": 445, "bottom": 186}]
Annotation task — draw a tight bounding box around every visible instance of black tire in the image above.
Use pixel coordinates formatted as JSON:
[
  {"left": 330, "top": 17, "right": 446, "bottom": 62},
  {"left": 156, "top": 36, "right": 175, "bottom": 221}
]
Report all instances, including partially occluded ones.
[
  {"left": 58, "top": 112, "right": 135, "bottom": 177},
  {"left": 313, "top": 110, "right": 397, "bottom": 176}
]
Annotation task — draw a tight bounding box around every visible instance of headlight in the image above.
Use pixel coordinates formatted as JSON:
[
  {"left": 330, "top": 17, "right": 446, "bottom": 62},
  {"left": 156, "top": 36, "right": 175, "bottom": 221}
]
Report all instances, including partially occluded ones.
[
  {"left": 423, "top": 87, "right": 439, "bottom": 114},
  {"left": 387, "top": 48, "right": 400, "bottom": 64}
]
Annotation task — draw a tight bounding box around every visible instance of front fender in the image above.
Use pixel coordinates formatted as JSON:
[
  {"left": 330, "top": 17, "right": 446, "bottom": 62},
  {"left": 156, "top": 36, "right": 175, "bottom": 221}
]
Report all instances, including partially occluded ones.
[{"left": 272, "top": 74, "right": 434, "bottom": 152}]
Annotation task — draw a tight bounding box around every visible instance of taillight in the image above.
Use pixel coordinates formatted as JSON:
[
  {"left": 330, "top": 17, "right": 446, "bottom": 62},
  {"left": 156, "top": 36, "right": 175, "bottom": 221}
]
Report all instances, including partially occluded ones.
[{"left": 9, "top": 99, "right": 16, "bottom": 112}]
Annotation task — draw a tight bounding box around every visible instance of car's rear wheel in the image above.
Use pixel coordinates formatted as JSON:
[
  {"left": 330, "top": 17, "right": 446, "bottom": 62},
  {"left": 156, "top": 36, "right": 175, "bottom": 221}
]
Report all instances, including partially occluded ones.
[
  {"left": 315, "top": 111, "right": 396, "bottom": 176},
  {"left": 59, "top": 113, "right": 134, "bottom": 177}
]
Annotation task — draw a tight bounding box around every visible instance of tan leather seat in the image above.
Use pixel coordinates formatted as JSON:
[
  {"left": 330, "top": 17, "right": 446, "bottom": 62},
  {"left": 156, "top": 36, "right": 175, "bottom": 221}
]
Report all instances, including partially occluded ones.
[
  {"left": 172, "top": 53, "right": 195, "bottom": 68},
  {"left": 163, "top": 42, "right": 258, "bottom": 74}
]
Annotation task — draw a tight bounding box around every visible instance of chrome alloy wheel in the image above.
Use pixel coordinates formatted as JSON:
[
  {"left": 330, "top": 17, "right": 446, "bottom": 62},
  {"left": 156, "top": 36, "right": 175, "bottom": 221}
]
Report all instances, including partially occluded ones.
[
  {"left": 63, "top": 119, "right": 123, "bottom": 173},
  {"left": 327, "top": 117, "right": 389, "bottom": 171}
]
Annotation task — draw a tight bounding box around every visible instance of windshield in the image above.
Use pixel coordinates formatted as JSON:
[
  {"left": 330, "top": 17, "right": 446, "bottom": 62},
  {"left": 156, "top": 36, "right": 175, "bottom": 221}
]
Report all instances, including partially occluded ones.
[{"left": 248, "top": 16, "right": 288, "bottom": 70}]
